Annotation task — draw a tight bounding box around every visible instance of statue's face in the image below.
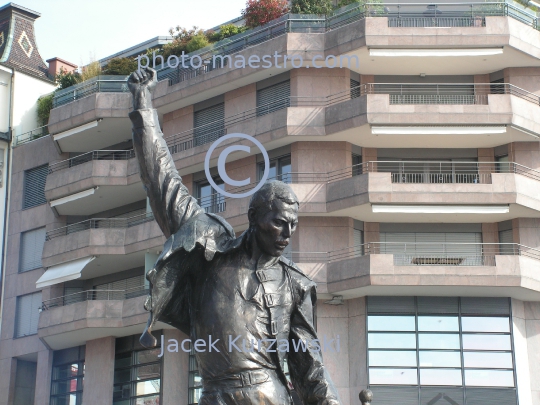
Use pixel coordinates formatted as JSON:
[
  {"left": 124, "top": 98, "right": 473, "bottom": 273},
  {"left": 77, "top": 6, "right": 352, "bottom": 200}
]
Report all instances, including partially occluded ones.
[{"left": 252, "top": 199, "right": 298, "bottom": 257}]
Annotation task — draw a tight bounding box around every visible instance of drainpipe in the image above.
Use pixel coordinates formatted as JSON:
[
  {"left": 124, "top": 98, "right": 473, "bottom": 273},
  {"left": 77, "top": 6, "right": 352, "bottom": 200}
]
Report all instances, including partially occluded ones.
[{"left": 0, "top": 68, "right": 14, "bottom": 335}]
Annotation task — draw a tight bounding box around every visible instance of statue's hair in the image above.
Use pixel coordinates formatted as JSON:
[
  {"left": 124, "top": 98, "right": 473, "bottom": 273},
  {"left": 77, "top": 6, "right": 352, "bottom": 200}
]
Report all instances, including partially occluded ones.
[{"left": 248, "top": 180, "right": 299, "bottom": 221}]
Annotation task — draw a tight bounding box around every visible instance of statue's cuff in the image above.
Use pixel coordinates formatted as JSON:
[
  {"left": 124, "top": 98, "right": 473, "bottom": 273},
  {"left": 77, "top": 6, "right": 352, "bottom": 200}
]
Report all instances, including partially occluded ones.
[{"left": 129, "top": 109, "right": 159, "bottom": 129}]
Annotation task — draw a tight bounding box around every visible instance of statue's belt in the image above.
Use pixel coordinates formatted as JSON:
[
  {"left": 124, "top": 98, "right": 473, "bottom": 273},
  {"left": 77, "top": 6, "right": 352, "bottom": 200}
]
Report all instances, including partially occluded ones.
[{"left": 204, "top": 369, "right": 273, "bottom": 389}]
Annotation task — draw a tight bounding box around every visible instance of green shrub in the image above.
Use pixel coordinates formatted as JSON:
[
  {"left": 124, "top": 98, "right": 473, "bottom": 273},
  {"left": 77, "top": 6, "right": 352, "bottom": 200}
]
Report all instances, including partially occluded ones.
[
  {"left": 37, "top": 94, "right": 54, "bottom": 126},
  {"left": 102, "top": 57, "right": 138, "bottom": 75},
  {"left": 55, "top": 68, "right": 80, "bottom": 90},
  {"left": 208, "top": 24, "right": 249, "bottom": 42},
  {"left": 291, "top": 0, "right": 334, "bottom": 14},
  {"left": 186, "top": 33, "right": 210, "bottom": 53},
  {"left": 80, "top": 60, "right": 102, "bottom": 82}
]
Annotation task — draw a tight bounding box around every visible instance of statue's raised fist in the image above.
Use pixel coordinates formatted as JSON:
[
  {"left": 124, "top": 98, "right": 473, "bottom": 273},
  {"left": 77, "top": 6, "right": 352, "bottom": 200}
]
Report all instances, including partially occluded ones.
[{"left": 128, "top": 67, "right": 157, "bottom": 110}]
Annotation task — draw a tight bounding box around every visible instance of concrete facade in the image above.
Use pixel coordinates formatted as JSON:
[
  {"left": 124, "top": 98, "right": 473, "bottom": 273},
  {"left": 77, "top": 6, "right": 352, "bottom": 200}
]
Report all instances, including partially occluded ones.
[{"left": 1, "top": 4, "right": 540, "bottom": 405}]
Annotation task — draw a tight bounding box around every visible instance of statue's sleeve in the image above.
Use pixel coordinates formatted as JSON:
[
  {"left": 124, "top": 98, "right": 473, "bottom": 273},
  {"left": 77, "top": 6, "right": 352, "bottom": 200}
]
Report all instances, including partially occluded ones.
[
  {"left": 129, "top": 108, "right": 204, "bottom": 238},
  {"left": 288, "top": 280, "right": 341, "bottom": 405}
]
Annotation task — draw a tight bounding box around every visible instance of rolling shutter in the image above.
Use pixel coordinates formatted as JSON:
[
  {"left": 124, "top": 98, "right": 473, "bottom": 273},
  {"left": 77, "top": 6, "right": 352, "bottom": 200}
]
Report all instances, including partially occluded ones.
[
  {"left": 15, "top": 292, "right": 42, "bottom": 337},
  {"left": 23, "top": 164, "right": 48, "bottom": 209},
  {"left": 499, "top": 229, "right": 513, "bottom": 255},
  {"left": 460, "top": 297, "right": 510, "bottom": 315},
  {"left": 257, "top": 80, "right": 290, "bottom": 116},
  {"left": 194, "top": 103, "right": 225, "bottom": 147},
  {"left": 94, "top": 275, "right": 145, "bottom": 300},
  {"left": 367, "top": 296, "right": 416, "bottom": 314},
  {"left": 369, "top": 386, "right": 418, "bottom": 405},
  {"left": 20, "top": 227, "right": 46, "bottom": 272},
  {"left": 380, "top": 232, "right": 482, "bottom": 266}
]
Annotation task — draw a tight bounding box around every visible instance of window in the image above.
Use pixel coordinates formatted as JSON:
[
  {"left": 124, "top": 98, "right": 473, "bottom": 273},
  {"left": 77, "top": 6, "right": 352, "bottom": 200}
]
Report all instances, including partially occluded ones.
[
  {"left": 256, "top": 80, "right": 290, "bottom": 116},
  {"left": 19, "top": 227, "right": 46, "bottom": 272},
  {"left": 196, "top": 178, "right": 225, "bottom": 214},
  {"left": 367, "top": 296, "right": 516, "bottom": 405},
  {"left": 23, "top": 164, "right": 48, "bottom": 209},
  {"left": 352, "top": 153, "right": 362, "bottom": 176},
  {"left": 114, "top": 333, "right": 162, "bottom": 405},
  {"left": 258, "top": 154, "right": 291, "bottom": 183},
  {"left": 193, "top": 103, "right": 225, "bottom": 147},
  {"left": 50, "top": 346, "right": 85, "bottom": 405},
  {"left": 15, "top": 291, "right": 42, "bottom": 338},
  {"left": 188, "top": 347, "right": 202, "bottom": 404}
]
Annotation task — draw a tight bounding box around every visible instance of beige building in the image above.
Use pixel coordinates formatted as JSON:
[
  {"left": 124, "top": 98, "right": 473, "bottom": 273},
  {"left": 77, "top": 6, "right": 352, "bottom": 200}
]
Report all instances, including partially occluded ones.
[{"left": 1, "top": 2, "right": 540, "bottom": 405}]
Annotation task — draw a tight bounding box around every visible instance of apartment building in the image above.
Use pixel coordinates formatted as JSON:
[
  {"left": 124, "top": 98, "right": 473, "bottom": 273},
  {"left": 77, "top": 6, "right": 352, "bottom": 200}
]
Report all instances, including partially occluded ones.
[
  {"left": 0, "top": 2, "right": 57, "bottom": 345},
  {"left": 1, "top": 1, "right": 540, "bottom": 405}
]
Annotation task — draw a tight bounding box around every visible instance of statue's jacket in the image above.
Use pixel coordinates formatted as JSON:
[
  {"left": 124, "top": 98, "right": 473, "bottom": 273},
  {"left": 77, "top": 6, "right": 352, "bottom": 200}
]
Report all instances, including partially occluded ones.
[{"left": 130, "top": 108, "right": 341, "bottom": 405}]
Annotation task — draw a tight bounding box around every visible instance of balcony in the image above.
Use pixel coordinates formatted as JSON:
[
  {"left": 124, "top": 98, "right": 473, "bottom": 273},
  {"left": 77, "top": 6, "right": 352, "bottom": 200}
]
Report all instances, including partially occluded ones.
[
  {"left": 37, "top": 291, "right": 157, "bottom": 350},
  {"left": 42, "top": 212, "right": 163, "bottom": 277},
  {"left": 14, "top": 125, "right": 48, "bottom": 146},
  {"left": 52, "top": 75, "right": 129, "bottom": 108},
  {"left": 322, "top": 242, "right": 540, "bottom": 300},
  {"left": 45, "top": 150, "right": 144, "bottom": 215}
]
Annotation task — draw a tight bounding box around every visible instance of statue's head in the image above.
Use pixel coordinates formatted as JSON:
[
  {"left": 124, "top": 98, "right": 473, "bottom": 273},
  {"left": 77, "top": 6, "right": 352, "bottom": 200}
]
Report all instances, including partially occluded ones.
[{"left": 247, "top": 180, "right": 299, "bottom": 257}]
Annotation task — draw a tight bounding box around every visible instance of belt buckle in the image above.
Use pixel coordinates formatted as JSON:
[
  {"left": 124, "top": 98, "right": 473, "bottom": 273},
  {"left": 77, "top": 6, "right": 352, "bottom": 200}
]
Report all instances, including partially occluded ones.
[{"left": 241, "top": 372, "right": 251, "bottom": 387}]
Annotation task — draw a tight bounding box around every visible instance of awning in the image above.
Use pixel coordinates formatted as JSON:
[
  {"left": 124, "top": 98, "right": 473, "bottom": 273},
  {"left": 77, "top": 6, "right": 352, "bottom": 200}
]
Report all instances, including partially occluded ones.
[{"left": 36, "top": 256, "right": 95, "bottom": 289}]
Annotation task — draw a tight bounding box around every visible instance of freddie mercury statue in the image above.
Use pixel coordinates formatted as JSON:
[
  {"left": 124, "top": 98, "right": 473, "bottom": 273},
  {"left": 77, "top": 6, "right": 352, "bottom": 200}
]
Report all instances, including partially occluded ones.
[{"left": 128, "top": 67, "right": 341, "bottom": 405}]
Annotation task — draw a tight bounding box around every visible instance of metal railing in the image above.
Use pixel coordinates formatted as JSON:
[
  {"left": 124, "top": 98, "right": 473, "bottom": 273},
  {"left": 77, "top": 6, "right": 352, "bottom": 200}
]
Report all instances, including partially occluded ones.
[
  {"left": 376, "top": 2, "right": 538, "bottom": 30},
  {"left": 40, "top": 285, "right": 148, "bottom": 310},
  {"left": 326, "top": 242, "right": 540, "bottom": 264},
  {"left": 52, "top": 75, "right": 130, "bottom": 108},
  {"left": 45, "top": 211, "right": 155, "bottom": 241},
  {"left": 48, "top": 149, "right": 135, "bottom": 173},
  {"left": 15, "top": 125, "right": 49, "bottom": 146},
  {"left": 156, "top": 8, "right": 364, "bottom": 85}
]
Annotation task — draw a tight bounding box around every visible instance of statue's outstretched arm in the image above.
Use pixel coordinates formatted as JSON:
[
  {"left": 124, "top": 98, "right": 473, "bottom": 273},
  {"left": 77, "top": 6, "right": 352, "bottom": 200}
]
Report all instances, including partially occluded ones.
[{"left": 128, "top": 68, "right": 203, "bottom": 238}]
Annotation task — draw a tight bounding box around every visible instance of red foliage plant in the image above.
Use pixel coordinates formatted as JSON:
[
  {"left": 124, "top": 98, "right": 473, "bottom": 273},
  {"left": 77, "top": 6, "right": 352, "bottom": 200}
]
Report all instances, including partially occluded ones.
[{"left": 242, "top": 0, "right": 290, "bottom": 29}]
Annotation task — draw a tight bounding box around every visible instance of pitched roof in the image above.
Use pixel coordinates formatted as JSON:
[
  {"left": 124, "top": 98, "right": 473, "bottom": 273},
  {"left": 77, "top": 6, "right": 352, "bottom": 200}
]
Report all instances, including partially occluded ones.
[{"left": 0, "top": 3, "right": 53, "bottom": 82}]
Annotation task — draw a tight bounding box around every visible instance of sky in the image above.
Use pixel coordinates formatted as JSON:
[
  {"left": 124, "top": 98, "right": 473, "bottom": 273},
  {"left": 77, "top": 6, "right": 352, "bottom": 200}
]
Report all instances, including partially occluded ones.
[{"left": 17, "top": 0, "right": 247, "bottom": 65}]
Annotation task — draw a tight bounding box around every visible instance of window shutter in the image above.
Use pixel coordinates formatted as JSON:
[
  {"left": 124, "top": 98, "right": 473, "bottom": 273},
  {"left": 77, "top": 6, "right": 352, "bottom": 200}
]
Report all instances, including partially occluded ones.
[
  {"left": 367, "top": 296, "right": 416, "bottom": 314},
  {"left": 465, "top": 388, "right": 516, "bottom": 405},
  {"left": 499, "top": 229, "right": 513, "bottom": 255},
  {"left": 23, "top": 164, "right": 48, "bottom": 209},
  {"left": 257, "top": 80, "right": 290, "bottom": 116},
  {"left": 20, "top": 227, "right": 46, "bottom": 272},
  {"left": 194, "top": 103, "right": 225, "bottom": 146},
  {"left": 15, "top": 292, "right": 42, "bottom": 338},
  {"left": 460, "top": 297, "right": 510, "bottom": 315},
  {"left": 369, "top": 386, "right": 418, "bottom": 405},
  {"left": 350, "top": 78, "right": 360, "bottom": 99}
]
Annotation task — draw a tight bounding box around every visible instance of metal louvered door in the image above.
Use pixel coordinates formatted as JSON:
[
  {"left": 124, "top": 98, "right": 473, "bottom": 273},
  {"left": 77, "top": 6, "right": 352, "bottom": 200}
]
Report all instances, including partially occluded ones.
[
  {"left": 23, "top": 164, "right": 48, "bottom": 209},
  {"left": 15, "top": 292, "right": 42, "bottom": 337},
  {"left": 257, "top": 80, "right": 290, "bottom": 116},
  {"left": 194, "top": 103, "right": 225, "bottom": 147},
  {"left": 20, "top": 227, "right": 46, "bottom": 272},
  {"left": 350, "top": 78, "right": 360, "bottom": 99}
]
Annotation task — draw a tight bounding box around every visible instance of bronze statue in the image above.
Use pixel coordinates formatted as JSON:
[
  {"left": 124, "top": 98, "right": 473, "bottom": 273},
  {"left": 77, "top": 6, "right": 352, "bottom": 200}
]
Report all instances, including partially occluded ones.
[{"left": 128, "top": 67, "right": 341, "bottom": 405}]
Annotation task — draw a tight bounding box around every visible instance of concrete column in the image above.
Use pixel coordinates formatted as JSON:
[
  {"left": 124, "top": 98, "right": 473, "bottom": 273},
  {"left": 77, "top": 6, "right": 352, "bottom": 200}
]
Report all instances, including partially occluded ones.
[
  {"left": 0, "top": 358, "right": 17, "bottom": 405},
  {"left": 511, "top": 299, "right": 533, "bottom": 405},
  {"left": 509, "top": 142, "right": 540, "bottom": 171},
  {"left": 162, "top": 105, "right": 193, "bottom": 138},
  {"left": 224, "top": 83, "right": 256, "bottom": 118},
  {"left": 34, "top": 349, "right": 53, "bottom": 405},
  {"left": 162, "top": 329, "right": 189, "bottom": 405},
  {"left": 361, "top": 148, "right": 377, "bottom": 172},
  {"left": 316, "top": 301, "right": 350, "bottom": 404},
  {"left": 348, "top": 297, "right": 367, "bottom": 405},
  {"left": 474, "top": 74, "right": 490, "bottom": 101},
  {"left": 481, "top": 223, "right": 499, "bottom": 255},
  {"left": 523, "top": 301, "right": 540, "bottom": 404},
  {"left": 291, "top": 142, "right": 352, "bottom": 177},
  {"left": 363, "top": 223, "right": 380, "bottom": 252},
  {"left": 82, "top": 337, "right": 115, "bottom": 405},
  {"left": 477, "top": 148, "right": 495, "bottom": 184},
  {"left": 514, "top": 218, "right": 540, "bottom": 249}
]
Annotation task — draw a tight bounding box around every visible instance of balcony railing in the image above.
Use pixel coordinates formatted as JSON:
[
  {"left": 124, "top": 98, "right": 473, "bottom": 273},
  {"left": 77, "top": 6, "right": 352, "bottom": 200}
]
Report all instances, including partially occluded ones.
[
  {"left": 15, "top": 125, "right": 49, "bottom": 146},
  {"left": 52, "top": 75, "right": 129, "bottom": 108},
  {"left": 40, "top": 285, "right": 148, "bottom": 311},
  {"left": 48, "top": 149, "right": 135, "bottom": 173},
  {"left": 326, "top": 242, "right": 540, "bottom": 264},
  {"left": 45, "top": 211, "right": 154, "bottom": 241},
  {"left": 376, "top": 2, "right": 538, "bottom": 30},
  {"left": 156, "top": 5, "right": 367, "bottom": 85}
]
